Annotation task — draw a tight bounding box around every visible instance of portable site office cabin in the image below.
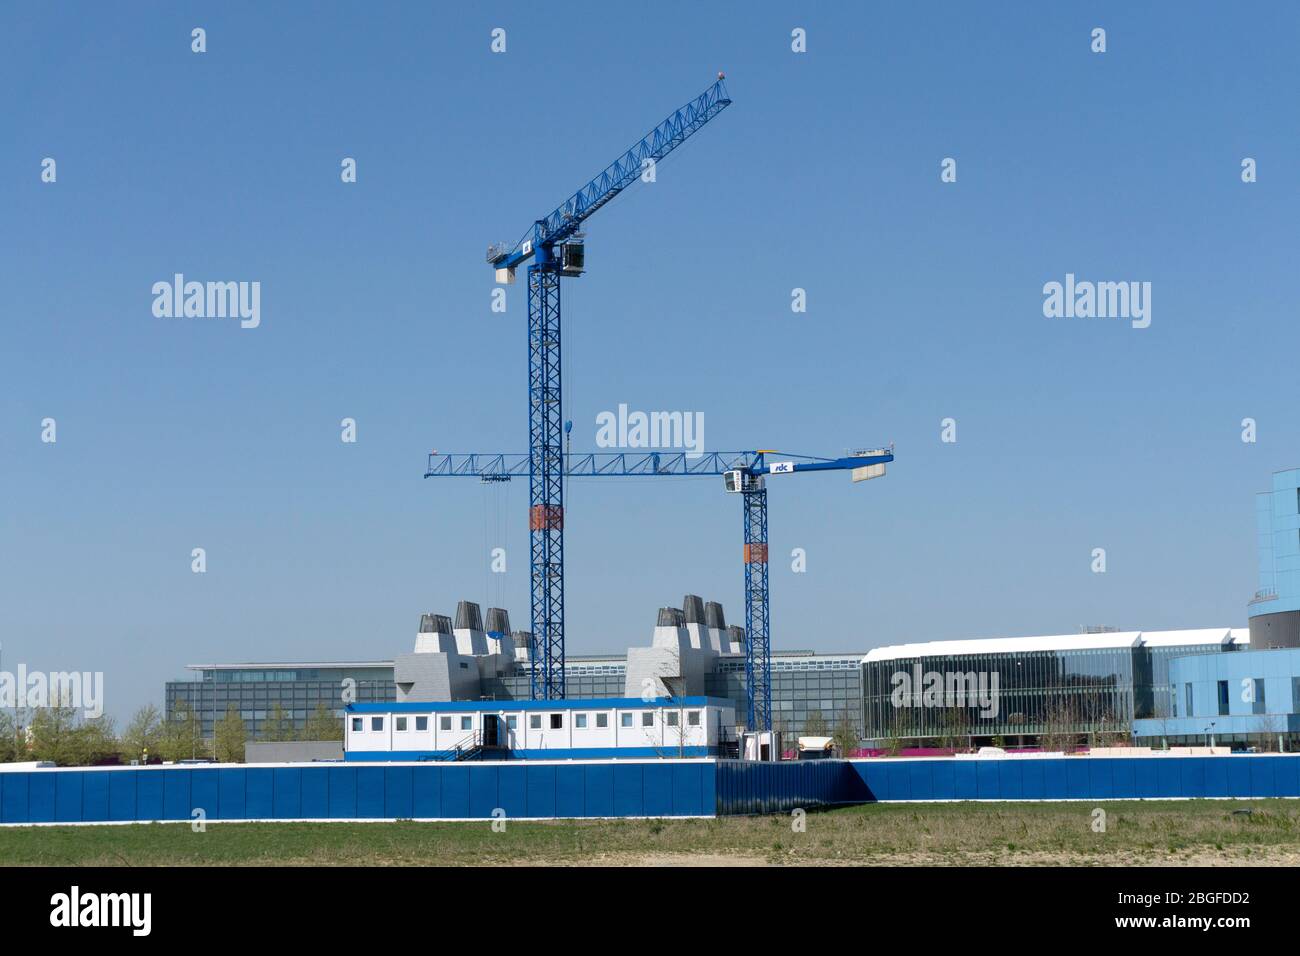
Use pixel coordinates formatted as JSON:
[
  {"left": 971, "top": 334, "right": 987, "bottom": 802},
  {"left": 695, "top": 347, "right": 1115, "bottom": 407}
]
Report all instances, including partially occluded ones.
[{"left": 344, "top": 697, "right": 737, "bottom": 761}]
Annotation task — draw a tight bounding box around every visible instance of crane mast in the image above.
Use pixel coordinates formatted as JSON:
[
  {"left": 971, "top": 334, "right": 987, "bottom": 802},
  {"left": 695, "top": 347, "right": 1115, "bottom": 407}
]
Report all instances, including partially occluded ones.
[{"left": 486, "top": 77, "right": 732, "bottom": 700}]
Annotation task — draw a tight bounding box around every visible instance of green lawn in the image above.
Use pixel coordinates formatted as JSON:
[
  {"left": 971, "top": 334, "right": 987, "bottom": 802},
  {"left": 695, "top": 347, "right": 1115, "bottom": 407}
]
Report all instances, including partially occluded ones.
[{"left": 2, "top": 800, "right": 1298, "bottom": 866}]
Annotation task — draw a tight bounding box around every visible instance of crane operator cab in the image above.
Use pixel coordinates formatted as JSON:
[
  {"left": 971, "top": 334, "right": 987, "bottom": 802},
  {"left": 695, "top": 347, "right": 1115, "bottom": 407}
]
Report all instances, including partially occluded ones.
[
  {"left": 723, "top": 470, "right": 764, "bottom": 494},
  {"left": 560, "top": 241, "right": 585, "bottom": 276}
]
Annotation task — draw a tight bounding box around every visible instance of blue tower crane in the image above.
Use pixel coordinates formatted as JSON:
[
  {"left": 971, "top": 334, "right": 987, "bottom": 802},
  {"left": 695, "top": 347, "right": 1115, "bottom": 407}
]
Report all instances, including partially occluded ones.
[
  {"left": 424, "top": 447, "right": 894, "bottom": 730},
  {"left": 482, "top": 77, "right": 732, "bottom": 702}
]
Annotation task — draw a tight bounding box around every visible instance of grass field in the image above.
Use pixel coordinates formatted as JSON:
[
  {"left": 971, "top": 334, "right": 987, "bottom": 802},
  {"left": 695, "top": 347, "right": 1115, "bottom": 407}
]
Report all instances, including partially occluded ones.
[{"left": 2, "top": 800, "right": 1299, "bottom": 866}]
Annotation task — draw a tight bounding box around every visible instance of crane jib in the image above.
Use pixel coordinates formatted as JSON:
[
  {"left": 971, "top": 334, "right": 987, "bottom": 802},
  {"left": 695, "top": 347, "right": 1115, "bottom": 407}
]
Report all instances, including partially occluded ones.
[{"left": 489, "top": 79, "right": 732, "bottom": 274}]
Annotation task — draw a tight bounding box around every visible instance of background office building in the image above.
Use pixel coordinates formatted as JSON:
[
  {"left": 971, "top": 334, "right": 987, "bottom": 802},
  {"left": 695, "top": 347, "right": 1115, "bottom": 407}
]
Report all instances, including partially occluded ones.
[
  {"left": 166, "top": 650, "right": 862, "bottom": 744},
  {"left": 166, "top": 663, "right": 396, "bottom": 739}
]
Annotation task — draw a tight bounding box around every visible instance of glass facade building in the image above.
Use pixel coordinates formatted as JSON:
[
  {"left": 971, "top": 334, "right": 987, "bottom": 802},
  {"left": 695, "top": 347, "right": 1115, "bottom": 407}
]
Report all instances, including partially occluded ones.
[
  {"left": 166, "top": 631, "right": 1245, "bottom": 749},
  {"left": 165, "top": 663, "right": 396, "bottom": 739},
  {"left": 481, "top": 656, "right": 627, "bottom": 701},
  {"left": 493, "top": 652, "right": 864, "bottom": 740},
  {"left": 861, "top": 630, "right": 1247, "bottom": 748},
  {"left": 1134, "top": 647, "right": 1300, "bottom": 749},
  {"left": 168, "top": 652, "right": 862, "bottom": 743},
  {"left": 706, "top": 653, "right": 864, "bottom": 740}
]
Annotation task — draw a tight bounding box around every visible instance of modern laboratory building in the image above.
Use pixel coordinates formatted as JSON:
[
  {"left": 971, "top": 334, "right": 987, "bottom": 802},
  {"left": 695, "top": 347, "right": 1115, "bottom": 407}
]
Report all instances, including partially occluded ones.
[
  {"left": 861, "top": 628, "right": 1248, "bottom": 748},
  {"left": 1131, "top": 646, "right": 1300, "bottom": 748},
  {"left": 165, "top": 593, "right": 868, "bottom": 743},
  {"left": 165, "top": 647, "right": 863, "bottom": 743}
]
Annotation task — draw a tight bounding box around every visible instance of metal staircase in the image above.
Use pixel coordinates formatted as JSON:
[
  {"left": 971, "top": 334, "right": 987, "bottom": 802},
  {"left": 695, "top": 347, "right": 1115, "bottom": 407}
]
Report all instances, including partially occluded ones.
[{"left": 417, "top": 730, "right": 484, "bottom": 762}]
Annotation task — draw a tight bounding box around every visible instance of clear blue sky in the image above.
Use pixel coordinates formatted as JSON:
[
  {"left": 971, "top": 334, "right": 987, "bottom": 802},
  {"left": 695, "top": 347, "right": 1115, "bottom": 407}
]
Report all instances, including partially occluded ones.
[{"left": 3, "top": 2, "right": 1297, "bottom": 723}]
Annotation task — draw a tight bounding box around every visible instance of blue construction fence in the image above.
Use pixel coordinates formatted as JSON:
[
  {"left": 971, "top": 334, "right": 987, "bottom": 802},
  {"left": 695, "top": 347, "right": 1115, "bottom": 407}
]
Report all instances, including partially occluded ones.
[
  {"left": 713, "top": 755, "right": 1300, "bottom": 813},
  {"left": 3, "top": 755, "right": 1300, "bottom": 824},
  {"left": 0, "top": 760, "right": 717, "bottom": 824}
]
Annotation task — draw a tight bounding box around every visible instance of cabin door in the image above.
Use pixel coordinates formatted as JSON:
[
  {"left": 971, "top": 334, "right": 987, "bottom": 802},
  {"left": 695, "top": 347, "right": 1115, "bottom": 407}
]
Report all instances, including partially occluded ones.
[{"left": 483, "top": 714, "right": 500, "bottom": 748}]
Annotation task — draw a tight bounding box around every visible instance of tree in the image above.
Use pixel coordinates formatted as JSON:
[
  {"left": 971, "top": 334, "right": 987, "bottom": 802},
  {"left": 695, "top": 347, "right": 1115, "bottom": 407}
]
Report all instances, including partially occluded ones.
[
  {"left": 28, "top": 703, "right": 80, "bottom": 765},
  {"left": 159, "top": 699, "right": 206, "bottom": 762},
  {"left": 883, "top": 709, "right": 914, "bottom": 756},
  {"left": 121, "top": 704, "right": 162, "bottom": 763},
  {"left": 1256, "top": 715, "right": 1286, "bottom": 753},
  {"left": 261, "top": 704, "right": 294, "bottom": 742},
  {"left": 68, "top": 716, "right": 118, "bottom": 766},
  {"left": 1087, "top": 712, "right": 1130, "bottom": 750},
  {"left": 214, "top": 704, "right": 247, "bottom": 763},
  {"left": 27, "top": 704, "right": 117, "bottom": 766},
  {"left": 803, "top": 710, "right": 829, "bottom": 739},
  {"left": 1039, "top": 696, "right": 1081, "bottom": 753},
  {"left": 1152, "top": 716, "right": 1172, "bottom": 751},
  {"left": 935, "top": 705, "right": 967, "bottom": 753},
  {"left": 0, "top": 711, "right": 22, "bottom": 762},
  {"left": 831, "top": 711, "right": 859, "bottom": 757},
  {"left": 301, "top": 703, "right": 343, "bottom": 742}
]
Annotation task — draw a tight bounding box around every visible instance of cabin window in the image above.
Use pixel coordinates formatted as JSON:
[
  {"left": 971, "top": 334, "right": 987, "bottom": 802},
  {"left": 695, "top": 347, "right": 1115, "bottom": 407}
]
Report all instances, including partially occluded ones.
[
  {"left": 620, "top": 713, "right": 633, "bottom": 728},
  {"left": 550, "top": 714, "right": 563, "bottom": 730},
  {"left": 440, "top": 716, "right": 451, "bottom": 731},
  {"left": 460, "top": 716, "right": 472, "bottom": 731},
  {"left": 371, "top": 717, "right": 384, "bottom": 731},
  {"left": 416, "top": 716, "right": 428, "bottom": 731},
  {"left": 506, "top": 716, "right": 518, "bottom": 730},
  {"left": 351, "top": 717, "right": 362, "bottom": 732},
  {"left": 666, "top": 712, "right": 679, "bottom": 727},
  {"left": 596, "top": 713, "right": 608, "bottom": 728},
  {"left": 641, "top": 712, "right": 654, "bottom": 728},
  {"left": 530, "top": 715, "right": 541, "bottom": 729},
  {"left": 395, "top": 717, "right": 407, "bottom": 732},
  {"left": 575, "top": 714, "right": 587, "bottom": 729},
  {"left": 688, "top": 711, "right": 700, "bottom": 726}
]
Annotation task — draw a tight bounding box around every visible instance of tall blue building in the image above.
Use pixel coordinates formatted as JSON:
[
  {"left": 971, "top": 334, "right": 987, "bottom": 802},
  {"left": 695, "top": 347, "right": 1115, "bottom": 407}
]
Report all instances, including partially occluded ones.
[
  {"left": 1249, "top": 468, "right": 1300, "bottom": 648},
  {"left": 1130, "top": 469, "right": 1300, "bottom": 749}
]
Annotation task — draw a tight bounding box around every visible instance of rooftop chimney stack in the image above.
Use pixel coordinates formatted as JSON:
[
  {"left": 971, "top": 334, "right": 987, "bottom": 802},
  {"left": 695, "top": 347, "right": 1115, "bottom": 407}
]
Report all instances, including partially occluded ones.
[
  {"left": 727, "top": 625, "right": 746, "bottom": 654},
  {"left": 657, "top": 606, "right": 686, "bottom": 628},
  {"left": 453, "top": 600, "right": 488, "bottom": 656},
  {"left": 705, "top": 601, "right": 726, "bottom": 630},
  {"left": 414, "top": 612, "right": 456, "bottom": 653},
  {"left": 419, "top": 613, "right": 454, "bottom": 634},
  {"left": 485, "top": 607, "right": 512, "bottom": 636},
  {"left": 455, "top": 600, "right": 484, "bottom": 632}
]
